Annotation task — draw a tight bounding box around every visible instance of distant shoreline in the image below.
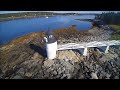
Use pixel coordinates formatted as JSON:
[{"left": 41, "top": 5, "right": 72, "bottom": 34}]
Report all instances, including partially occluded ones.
[
  {"left": 0, "top": 15, "right": 91, "bottom": 22},
  {"left": 0, "top": 15, "right": 54, "bottom": 22},
  {"left": 0, "top": 12, "right": 97, "bottom": 22}
]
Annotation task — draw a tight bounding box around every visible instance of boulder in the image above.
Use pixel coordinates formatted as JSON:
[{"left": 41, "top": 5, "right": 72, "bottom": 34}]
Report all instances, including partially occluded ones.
[
  {"left": 43, "top": 59, "right": 54, "bottom": 68},
  {"left": 17, "top": 68, "right": 25, "bottom": 75},
  {"left": 91, "top": 72, "right": 98, "bottom": 79},
  {"left": 114, "top": 76, "right": 119, "bottom": 79},
  {"left": 12, "top": 75, "right": 23, "bottom": 79},
  {"left": 31, "top": 52, "right": 39, "bottom": 60}
]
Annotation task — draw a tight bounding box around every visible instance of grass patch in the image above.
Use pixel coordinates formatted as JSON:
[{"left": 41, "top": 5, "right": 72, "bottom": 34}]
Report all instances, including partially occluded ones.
[
  {"left": 110, "top": 25, "right": 120, "bottom": 31},
  {"left": 0, "top": 31, "right": 45, "bottom": 65},
  {"left": 109, "top": 25, "right": 120, "bottom": 40},
  {"left": 53, "top": 27, "right": 90, "bottom": 40}
]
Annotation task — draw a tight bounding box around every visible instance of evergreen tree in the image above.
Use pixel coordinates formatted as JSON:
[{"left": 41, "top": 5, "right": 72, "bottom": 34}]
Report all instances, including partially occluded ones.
[{"left": 98, "top": 12, "right": 120, "bottom": 25}]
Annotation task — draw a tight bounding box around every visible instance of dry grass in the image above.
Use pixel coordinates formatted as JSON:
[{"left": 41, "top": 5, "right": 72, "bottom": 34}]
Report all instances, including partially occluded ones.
[
  {"left": 0, "top": 32, "right": 46, "bottom": 65},
  {"left": 109, "top": 25, "right": 120, "bottom": 40},
  {"left": 53, "top": 27, "right": 90, "bottom": 40},
  {"left": 110, "top": 25, "right": 120, "bottom": 31}
]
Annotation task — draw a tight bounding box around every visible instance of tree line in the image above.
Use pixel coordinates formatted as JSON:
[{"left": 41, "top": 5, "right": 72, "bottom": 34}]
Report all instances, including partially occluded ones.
[
  {"left": 0, "top": 12, "right": 82, "bottom": 18},
  {"left": 96, "top": 12, "right": 120, "bottom": 25},
  {"left": 0, "top": 12, "right": 55, "bottom": 18}
]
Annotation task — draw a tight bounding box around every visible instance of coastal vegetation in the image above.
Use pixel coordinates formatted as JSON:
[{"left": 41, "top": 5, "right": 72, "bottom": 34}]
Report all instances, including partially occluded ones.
[
  {"left": 98, "top": 12, "right": 120, "bottom": 25},
  {"left": 0, "top": 12, "right": 98, "bottom": 18},
  {"left": 0, "top": 12, "right": 98, "bottom": 22},
  {"left": 109, "top": 25, "right": 120, "bottom": 40},
  {"left": 0, "top": 12, "right": 55, "bottom": 21},
  {"left": 53, "top": 26, "right": 90, "bottom": 40},
  {"left": 96, "top": 12, "right": 120, "bottom": 40},
  {"left": 0, "top": 12, "right": 56, "bottom": 18}
]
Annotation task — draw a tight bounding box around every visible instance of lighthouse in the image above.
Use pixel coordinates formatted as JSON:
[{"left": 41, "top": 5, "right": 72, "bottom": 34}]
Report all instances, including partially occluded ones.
[{"left": 44, "top": 30, "right": 57, "bottom": 59}]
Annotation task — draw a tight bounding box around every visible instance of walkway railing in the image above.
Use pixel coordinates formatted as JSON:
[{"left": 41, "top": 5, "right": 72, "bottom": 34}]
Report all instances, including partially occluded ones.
[{"left": 57, "top": 40, "right": 120, "bottom": 56}]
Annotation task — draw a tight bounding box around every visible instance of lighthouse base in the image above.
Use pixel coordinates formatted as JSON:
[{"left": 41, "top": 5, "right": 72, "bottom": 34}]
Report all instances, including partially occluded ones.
[{"left": 46, "top": 41, "right": 57, "bottom": 59}]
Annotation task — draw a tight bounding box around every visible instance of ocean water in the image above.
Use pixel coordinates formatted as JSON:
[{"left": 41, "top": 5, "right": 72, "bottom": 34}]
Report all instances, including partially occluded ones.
[{"left": 0, "top": 15, "right": 95, "bottom": 45}]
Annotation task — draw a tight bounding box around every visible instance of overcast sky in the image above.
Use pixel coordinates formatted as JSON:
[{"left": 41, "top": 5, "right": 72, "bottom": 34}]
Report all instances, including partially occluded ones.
[{"left": 0, "top": 11, "right": 119, "bottom": 14}]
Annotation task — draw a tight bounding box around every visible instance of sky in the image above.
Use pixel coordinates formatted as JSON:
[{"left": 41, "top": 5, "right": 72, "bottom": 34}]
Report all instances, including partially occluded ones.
[{"left": 0, "top": 11, "right": 119, "bottom": 14}]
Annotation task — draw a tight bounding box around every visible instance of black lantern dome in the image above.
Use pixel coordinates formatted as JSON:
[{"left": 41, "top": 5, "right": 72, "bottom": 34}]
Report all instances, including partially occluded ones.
[{"left": 46, "top": 30, "right": 56, "bottom": 44}]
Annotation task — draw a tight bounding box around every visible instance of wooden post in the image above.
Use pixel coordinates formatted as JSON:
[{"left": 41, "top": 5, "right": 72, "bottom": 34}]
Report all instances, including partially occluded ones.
[
  {"left": 83, "top": 47, "right": 88, "bottom": 56},
  {"left": 105, "top": 45, "right": 109, "bottom": 53}
]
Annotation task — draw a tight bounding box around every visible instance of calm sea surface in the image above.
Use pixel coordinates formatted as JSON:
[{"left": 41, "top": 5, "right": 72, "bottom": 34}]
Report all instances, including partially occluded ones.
[{"left": 0, "top": 15, "right": 95, "bottom": 45}]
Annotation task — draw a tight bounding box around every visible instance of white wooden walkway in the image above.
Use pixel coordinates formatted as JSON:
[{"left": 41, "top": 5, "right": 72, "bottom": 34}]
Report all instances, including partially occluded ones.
[{"left": 57, "top": 40, "right": 120, "bottom": 56}]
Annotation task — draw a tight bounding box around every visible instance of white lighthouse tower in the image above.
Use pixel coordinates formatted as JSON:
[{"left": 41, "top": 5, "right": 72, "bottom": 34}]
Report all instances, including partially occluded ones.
[{"left": 44, "top": 30, "right": 57, "bottom": 59}]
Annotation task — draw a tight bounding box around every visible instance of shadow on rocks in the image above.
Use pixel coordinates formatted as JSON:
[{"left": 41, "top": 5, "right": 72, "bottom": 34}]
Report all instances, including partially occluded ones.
[
  {"left": 72, "top": 49, "right": 81, "bottom": 54},
  {"left": 30, "top": 44, "right": 47, "bottom": 58}
]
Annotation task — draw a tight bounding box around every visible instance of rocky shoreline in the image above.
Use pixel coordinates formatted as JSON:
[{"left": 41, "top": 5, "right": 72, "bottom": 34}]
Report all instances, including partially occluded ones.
[
  {"left": 57, "top": 26, "right": 113, "bottom": 44},
  {"left": 0, "top": 25, "right": 120, "bottom": 79},
  {"left": 0, "top": 46, "right": 120, "bottom": 79}
]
